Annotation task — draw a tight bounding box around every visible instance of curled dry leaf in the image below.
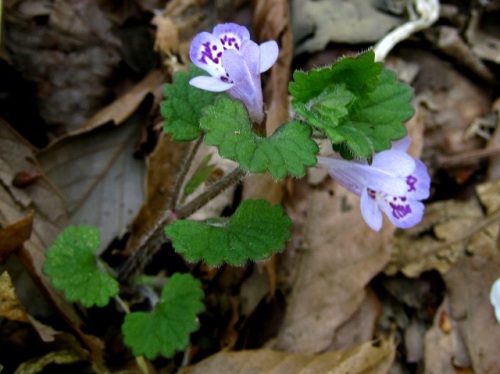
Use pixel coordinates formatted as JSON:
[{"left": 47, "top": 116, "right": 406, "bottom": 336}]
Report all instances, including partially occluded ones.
[{"left": 179, "top": 337, "right": 395, "bottom": 374}]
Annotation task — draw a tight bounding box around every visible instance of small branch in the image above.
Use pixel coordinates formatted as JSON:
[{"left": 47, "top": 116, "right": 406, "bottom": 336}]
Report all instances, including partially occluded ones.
[
  {"left": 169, "top": 136, "right": 204, "bottom": 211},
  {"left": 437, "top": 146, "right": 500, "bottom": 167}
]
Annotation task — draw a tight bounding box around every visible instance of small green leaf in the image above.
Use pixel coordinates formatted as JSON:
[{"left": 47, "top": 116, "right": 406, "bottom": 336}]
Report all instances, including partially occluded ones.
[
  {"left": 331, "top": 70, "right": 413, "bottom": 159},
  {"left": 165, "top": 199, "right": 292, "bottom": 266},
  {"left": 43, "top": 226, "right": 119, "bottom": 308},
  {"left": 122, "top": 273, "right": 204, "bottom": 359},
  {"left": 183, "top": 154, "right": 216, "bottom": 197},
  {"left": 290, "top": 50, "right": 413, "bottom": 159},
  {"left": 200, "top": 98, "right": 318, "bottom": 179},
  {"left": 161, "top": 65, "right": 225, "bottom": 141}
]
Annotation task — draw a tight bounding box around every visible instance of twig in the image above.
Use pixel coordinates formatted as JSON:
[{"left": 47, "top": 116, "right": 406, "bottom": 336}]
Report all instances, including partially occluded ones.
[{"left": 437, "top": 146, "right": 500, "bottom": 167}]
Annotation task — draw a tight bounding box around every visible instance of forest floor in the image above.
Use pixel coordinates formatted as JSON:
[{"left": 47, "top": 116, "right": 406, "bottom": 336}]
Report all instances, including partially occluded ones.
[{"left": 1, "top": 0, "right": 500, "bottom": 373}]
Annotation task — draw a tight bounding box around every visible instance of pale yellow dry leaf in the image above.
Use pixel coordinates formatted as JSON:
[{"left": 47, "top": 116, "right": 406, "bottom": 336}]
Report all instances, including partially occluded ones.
[
  {"left": 14, "top": 350, "right": 83, "bottom": 374},
  {"left": 477, "top": 179, "right": 500, "bottom": 215},
  {"left": 0, "top": 271, "right": 30, "bottom": 323},
  {"left": 179, "top": 337, "right": 395, "bottom": 374}
]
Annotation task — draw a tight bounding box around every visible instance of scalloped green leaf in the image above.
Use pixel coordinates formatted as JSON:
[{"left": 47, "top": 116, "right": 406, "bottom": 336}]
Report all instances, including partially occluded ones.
[
  {"left": 42, "top": 225, "right": 119, "bottom": 308},
  {"left": 122, "top": 273, "right": 204, "bottom": 359},
  {"left": 289, "top": 50, "right": 413, "bottom": 160},
  {"left": 165, "top": 199, "right": 292, "bottom": 266},
  {"left": 161, "top": 65, "right": 225, "bottom": 141},
  {"left": 200, "top": 98, "right": 318, "bottom": 179}
]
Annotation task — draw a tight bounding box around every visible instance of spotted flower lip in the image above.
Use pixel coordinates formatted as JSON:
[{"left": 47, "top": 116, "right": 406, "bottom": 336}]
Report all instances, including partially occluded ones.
[
  {"left": 317, "top": 137, "right": 431, "bottom": 231},
  {"left": 189, "top": 23, "right": 279, "bottom": 124}
]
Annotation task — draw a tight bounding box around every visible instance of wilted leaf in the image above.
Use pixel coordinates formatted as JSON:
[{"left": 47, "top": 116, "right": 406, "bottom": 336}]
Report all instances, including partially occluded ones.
[
  {"left": 13, "top": 350, "right": 83, "bottom": 374},
  {"left": 179, "top": 337, "right": 395, "bottom": 374},
  {"left": 38, "top": 113, "right": 146, "bottom": 252},
  {"left": 275, "top": 180, "right": 395, "bottom": 352}
]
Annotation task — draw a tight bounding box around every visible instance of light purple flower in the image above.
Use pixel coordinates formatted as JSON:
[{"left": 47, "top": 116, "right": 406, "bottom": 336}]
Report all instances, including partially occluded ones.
[
  {"left": 317, "top": 137, "right": 430, "bottom": 231},
  {"left": 490, "top": 278, "right": 500, "bottom": 324},
  {"left": 189, "top": 23, "right": 279, "bottom": 124}
]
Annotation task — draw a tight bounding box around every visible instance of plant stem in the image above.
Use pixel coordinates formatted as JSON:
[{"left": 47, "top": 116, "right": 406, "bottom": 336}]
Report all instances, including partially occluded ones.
[
  {"left": 117, "top": 167, "right": 246, "bottom": 282},
  {"left": 169, "top": 136, "right": 204, "bottom": 211}
]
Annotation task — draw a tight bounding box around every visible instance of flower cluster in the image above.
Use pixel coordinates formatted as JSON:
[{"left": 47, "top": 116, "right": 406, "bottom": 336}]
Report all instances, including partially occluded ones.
[
  {"left": 318, "top": 137, "right": 430, "bottom": 231},
  {"left": 189, "top": 23, "right": 278, "bottom": 124}
]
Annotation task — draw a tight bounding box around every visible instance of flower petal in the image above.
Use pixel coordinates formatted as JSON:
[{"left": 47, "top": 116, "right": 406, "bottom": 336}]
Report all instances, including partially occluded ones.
[
  {"left": 406, "top": 159, "right": 430, "bottom": 200},
  {"left": 317, "top": 156, "right": 368, "bottom": 196},
  {"left": 361, "top": 189, "right": 383, "bottom": 231},
  {"left": 212, "top": 23, "right": 250, "bottom": 49},
  {"left": 189, "top": 76, "right": 234, "bottom": 92},
  {"left": 259, "top": 40, "right": 279, "bottom": 73},
  {"left": 222, "top": 42, "right": 264, "bottom": 123},
  {"left": 372, "top": 149, "right": 415, "bottom": 177},
  {"left": 490, "top": 278, "right": 500, "bottom": 324},
  {"left": 378, "top": 196, "right": 424, "bottom": 229},
  {"left": 391, "top": 136, "right": 411, "bottom": 152},
  {"left": 189, "top": 32, "right": 227, "bottom": 78}
]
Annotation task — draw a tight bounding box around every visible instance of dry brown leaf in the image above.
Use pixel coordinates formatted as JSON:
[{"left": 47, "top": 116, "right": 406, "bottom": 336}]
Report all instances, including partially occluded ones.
[
  {"left": 0, "top": 271, "right": 30, "bottom": 323},
  {"left": 79, "top": 70, "right": 164, "bottom": 133},
  {"left": 13, "top": 350, "right": 83, "bottom": 374},
  {"left": 0, "top": 271, "right": 59, "bottom": 343},
  {"left": 275, "top": 180, "right": 395, "bottom": 352},
  {"left": 125, "top": 133, "right": 189, "bottom": 255},
  {"left": 431, "top": 253, "right": 500, "bottom": 373},
  {"left": 0, "top": 122, "right": 105, "bottom": 366},
  {"left": 0, "top": 212, "right": 33, "bottom": 262},
  {"left": 386, "top": 181, "right": 500, "bottom": 277},
  {"left": 292, "top": 0, "right": 403, "bottom": 55},
  {"left": 180, "top": 337, "right": 395, "bottom": 374}
]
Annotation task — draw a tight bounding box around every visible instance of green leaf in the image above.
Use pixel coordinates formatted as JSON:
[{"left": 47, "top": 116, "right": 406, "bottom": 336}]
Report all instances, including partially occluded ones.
[
  {"left": 331, "top": 70, "right": 413, "bottom": 159},
  {"left": 165, "top": 199, "right": 292, "bottom": 266},
  {"left": 122, "top": 273, "right": 204, "bottom": 359},
  {"left": 290, "top": 50, "right": 414, "bottom": 159},
  {"left": 42, "top": 226, "right": 119, "bottom": 308},
  {"left": 183, "top": 154, "right": 216, "bottom": 197},
  {"left": 200, "top": 98, "right": 318, "bottom": 179},
  {"left": 161, "top": 65, "right": 225, "bottom": 141}
]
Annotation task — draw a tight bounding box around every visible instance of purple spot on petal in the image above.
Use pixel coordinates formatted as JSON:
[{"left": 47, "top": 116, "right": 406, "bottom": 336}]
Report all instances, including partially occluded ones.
[
  {"left": 367, "top": 188, "right": 376, "bottom": 199},
  {"left": 390, "top": 202, "right": 411, "bottom": 219},
  {"left": 407, "top": 175, "right": 417, "bottom": 192}
]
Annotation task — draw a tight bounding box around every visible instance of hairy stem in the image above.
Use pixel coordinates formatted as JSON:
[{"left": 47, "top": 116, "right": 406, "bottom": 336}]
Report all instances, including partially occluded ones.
[
  {"left": 117, "top": 167, "right": 246, "bottom": 282},
  {"left": 169, "top": 136, "right": 204, "bottom": 211}
]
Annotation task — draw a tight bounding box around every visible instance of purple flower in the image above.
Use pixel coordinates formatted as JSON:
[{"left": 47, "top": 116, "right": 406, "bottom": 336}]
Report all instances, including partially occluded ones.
[
  {"left": 189, "top": 23, "right": 279, "bottom": 124},
  {"left": 317, "top": 137, "right": 430, "bottom": 231}
]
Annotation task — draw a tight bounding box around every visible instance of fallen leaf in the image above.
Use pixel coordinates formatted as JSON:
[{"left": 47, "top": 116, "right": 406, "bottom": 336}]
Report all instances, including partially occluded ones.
[
  {"left": 13, "top": 350, "right": 84, "bottom": 374},
  {"left": 179, "top": 337, "right": 395, "bottom": 374},
  {"left": 37, "top": 112, "right": 147, "bottom": 252},
  {"left": 386, "top": 181, "right": 500, "bottom": 277},
  {"left": 5, "top": 0, "right": 121, "bottom": 133},
  {"left": 0, "top": 212, "right": 33, "bottom": 262},
  {"left": 275, "top": 179, "right": 395, "bottom": 352},
  {"left": 0, "top": 271, "right": 30, "bottom": 323},
  {"left": 0, "top": 122, "right": 105, "bottom": 366},
  {"left": 125, "top": 133, "right": 189, "bottom": 255},
  {"left": 292, "top": 0, "right": 403, "bottom": 55}
]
